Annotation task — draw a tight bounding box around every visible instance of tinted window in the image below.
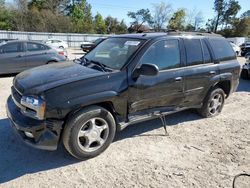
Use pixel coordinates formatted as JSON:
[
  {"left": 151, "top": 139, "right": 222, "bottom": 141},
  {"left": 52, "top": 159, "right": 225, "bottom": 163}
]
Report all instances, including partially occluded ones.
[
  {"left": 27, "top": 42, "right": 47, "bottom": 51},
  {"left": 201, "top": 40, "right": 212, "bottom": 63},
  {"left": 184, "top": 39, "right": 203, "bottom": 66},
  {"left": 140, "top": 40, "right": 180, "bottom": 70},
  {"left": 209, "top": 39, "right": 235, "bottom": 61},
  {"left": 2, "top": 43, "right": 22, "bottom": 53}
]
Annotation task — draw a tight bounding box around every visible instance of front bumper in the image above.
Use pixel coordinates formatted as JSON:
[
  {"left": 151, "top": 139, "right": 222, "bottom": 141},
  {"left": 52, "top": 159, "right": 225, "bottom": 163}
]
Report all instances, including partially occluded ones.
[{"left": 6, "top": 96, "right": 64, "bottom": 151}]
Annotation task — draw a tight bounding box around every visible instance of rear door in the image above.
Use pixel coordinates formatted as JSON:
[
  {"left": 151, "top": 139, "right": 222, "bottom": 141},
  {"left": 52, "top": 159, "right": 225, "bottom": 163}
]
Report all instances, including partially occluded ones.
[
  {"left": 128, "top": 39, "right": 185, "bottom": 114},
  {"left": 182, "top": 38, "right": 219, "bottom": 107},
  {"left": 0, "top": 42, "right": 26, "bottom": 74},
  {"left": 24, "top": 42, "right": 50, "bottom": 68}
]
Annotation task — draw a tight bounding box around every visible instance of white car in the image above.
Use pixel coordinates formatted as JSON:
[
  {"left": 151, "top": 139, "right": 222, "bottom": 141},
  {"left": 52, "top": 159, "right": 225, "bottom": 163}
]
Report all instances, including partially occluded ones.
[
  {"left": 45, "top": 39, "right": 69, "bottom": 49},
  {"left": 230, "top": 42, "right": 241, "bottom": 56}
]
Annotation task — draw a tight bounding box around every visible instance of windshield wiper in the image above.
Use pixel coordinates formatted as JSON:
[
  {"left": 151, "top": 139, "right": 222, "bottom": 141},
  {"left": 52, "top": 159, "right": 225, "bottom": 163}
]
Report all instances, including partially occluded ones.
[{"left": 82, "top": 57, "right": 112, "bottom": 72}]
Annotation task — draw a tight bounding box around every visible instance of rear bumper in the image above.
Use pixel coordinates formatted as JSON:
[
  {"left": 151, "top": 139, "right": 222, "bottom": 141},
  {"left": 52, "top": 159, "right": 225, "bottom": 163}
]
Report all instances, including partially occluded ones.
[{"left": 6, "top": 96, "right": 64, "bottom": 151}]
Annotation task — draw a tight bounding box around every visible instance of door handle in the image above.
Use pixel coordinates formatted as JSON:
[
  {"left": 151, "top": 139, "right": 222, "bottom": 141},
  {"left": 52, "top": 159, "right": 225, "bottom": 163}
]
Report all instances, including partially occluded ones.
[
  {"left": 209, "top": 71, "right": 216, "bottom": 75},
  {"left": 175, "top": 77, "right": 183, "bottom": 82}
]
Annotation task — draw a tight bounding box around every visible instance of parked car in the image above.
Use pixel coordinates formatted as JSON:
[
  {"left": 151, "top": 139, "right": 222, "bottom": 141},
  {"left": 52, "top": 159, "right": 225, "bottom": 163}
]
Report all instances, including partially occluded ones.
[
  {"left": 241, "top": 52, "right": 250, "bottom": 79},
  {"left": 45, "top": 39, "right": 68, "bottom": 49},
  {"left": 54, "top": 47, "right": 68, "bottom": 59},
  {"left": 240, "top": 42, "right": 250, "bottom": 56},
  {"left": 6, "top": 32, "right": 241, "bottom": 160},
  {"left": 80, "top": 38, "right": 106, "bottom": 52},
  {"left": 230, "top": 42, "right": 241, "bottom": 56},
  {"left": 0, "top": 40, "right": 66, "bottom": 75},
  {"left": 0, "top": 38, "right": 16, "bottom": 43}
]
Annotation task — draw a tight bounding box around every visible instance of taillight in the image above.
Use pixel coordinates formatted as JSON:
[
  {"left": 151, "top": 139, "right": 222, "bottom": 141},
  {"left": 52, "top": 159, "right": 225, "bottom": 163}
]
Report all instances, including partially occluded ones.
[{"left": 58, "top": 51, "right": 65, "bottom": 56}]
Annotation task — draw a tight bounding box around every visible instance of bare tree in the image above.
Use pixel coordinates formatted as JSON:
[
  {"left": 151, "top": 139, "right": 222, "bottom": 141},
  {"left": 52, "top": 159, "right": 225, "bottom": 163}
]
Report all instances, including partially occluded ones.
[
  {"left": 194, "top": 11, "right": 204, "bottom": 30},
  {"left": 152, "top": 2, "right": 172, "bottom": 31},
  {"left": 14, "top": 0, "right": 28, "bottom": 31}
]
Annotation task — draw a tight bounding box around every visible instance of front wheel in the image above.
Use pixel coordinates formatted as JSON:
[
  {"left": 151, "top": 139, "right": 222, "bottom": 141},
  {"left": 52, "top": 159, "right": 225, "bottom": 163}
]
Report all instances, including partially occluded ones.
[
  {"left": 198, "top": 88, "right": 225, "bottom": 118},
  {"left": 62, "top": 106, "right": 116, "bottom": 160}
]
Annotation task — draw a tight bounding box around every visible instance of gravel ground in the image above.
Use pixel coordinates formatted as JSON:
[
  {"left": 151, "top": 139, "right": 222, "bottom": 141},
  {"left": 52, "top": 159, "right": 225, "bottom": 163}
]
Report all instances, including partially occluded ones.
[{"left": 0, "top": 55, "right": 249, "bottom": 188}]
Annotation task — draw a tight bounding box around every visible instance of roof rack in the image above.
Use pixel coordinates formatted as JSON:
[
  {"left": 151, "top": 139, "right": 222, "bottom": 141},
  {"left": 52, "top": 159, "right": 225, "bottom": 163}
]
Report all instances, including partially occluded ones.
[
  {"left": 166, "top": 30, "right": 222, "bottom": 37},
  {"left": 141, "top": 29, "right": 222, "bottom": 37}
]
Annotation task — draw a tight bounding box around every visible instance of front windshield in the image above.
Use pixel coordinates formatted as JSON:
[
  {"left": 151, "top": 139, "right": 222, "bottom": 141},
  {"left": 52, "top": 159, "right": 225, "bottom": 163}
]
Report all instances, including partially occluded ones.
[{"left": 84, "top": 38, "right": 144, "bottom": 70}]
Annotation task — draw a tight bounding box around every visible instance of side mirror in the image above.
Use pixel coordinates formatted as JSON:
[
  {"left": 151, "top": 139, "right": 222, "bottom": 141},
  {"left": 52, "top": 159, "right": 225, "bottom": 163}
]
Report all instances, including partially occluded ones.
[{"left": 132, "top": 63, "right": 159, "bottom": 79}]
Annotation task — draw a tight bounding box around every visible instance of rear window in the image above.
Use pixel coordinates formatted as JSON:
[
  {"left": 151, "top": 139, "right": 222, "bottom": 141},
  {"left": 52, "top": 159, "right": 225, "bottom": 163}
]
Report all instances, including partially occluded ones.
[{"left": 209, "top": 39, "right": 235, "bottom": 61}]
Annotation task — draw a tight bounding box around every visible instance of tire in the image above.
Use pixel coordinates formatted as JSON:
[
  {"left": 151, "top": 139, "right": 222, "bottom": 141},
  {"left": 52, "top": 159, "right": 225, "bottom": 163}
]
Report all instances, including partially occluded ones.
[
  {"left": 62, "top": 106, "right": 116, "bottom": 160},
  {"left": 198, "top": 88, "right": 225, "bottom": 118},
  {"left": 59, "top": 46, "right": 64, "bottom": 49},
  {"left": 241, "top": 69, "right": 249, "bottom": 79}
]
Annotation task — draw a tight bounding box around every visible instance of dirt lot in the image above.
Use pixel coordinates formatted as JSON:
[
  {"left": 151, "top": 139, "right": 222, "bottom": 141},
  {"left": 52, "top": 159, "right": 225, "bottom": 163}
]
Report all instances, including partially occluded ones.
[{"left": 0, "top": 55, "right": 249, "bottom": 188}]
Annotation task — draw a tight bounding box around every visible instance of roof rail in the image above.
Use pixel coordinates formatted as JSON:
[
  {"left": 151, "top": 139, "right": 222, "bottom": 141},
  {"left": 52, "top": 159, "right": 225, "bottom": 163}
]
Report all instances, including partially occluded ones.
[
  {"left": 166, "top": 30, "right": 222, "bottom": 37},
  {"left": 139, "top": 29, "right": 223, "bottom": 37}
]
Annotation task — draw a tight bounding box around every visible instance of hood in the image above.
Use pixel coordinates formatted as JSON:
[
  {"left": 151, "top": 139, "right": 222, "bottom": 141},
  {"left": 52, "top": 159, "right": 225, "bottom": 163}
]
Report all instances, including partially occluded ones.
[{"left": 14, "top": 61, "right": 106, "bottom": 94}]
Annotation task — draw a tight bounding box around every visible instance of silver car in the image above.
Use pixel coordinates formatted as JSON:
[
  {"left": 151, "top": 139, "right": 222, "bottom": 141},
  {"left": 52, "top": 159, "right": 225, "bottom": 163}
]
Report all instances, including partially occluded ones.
[{"left": 0, "top": 40, "right": 66, "bottom": 75}]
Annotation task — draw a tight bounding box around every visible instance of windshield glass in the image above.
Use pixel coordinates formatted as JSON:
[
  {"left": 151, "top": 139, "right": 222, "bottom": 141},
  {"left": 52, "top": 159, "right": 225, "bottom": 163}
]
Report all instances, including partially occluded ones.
[{"left": 84, "top": 37, "right": 144, "bottom": 70}]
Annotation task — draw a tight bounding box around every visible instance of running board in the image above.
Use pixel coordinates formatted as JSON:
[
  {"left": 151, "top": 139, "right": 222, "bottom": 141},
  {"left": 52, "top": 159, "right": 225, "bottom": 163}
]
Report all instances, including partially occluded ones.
[{"left": 117, "top": 105, "right": 201, "bottom": 131}]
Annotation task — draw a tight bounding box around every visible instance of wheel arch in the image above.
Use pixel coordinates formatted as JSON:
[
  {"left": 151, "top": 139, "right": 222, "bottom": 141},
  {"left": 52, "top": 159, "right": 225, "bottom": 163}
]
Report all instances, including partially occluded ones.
[{"left": 212, "top": 80, "right": 231, "bottom": 98}]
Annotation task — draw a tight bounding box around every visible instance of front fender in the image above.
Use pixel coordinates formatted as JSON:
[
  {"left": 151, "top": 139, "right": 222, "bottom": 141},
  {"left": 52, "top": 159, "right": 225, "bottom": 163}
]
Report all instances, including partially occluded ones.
[{"left": 56, "top": 91, "right": 127, "bottom": 119}]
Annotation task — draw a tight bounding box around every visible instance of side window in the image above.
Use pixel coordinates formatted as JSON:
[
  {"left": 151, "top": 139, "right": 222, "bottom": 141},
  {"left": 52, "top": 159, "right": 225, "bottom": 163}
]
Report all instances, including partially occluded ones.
[
  {"left": 139, "top": 40, "right": 181, "bottom": 70},
  {"left": 209, "top": 39, "right": 235, "bottom": 61},
  {"left": 201, "top": 40, "right": 212, "bottom": 63},
  {"left": 27, "top": 42, "right": 47, "bottom": 51},
  {"left": 184, "top": 39, "right": 203, "bottom": 66},
  {"left": 2, "top": 43, "right": 22, "bottom": 53}
]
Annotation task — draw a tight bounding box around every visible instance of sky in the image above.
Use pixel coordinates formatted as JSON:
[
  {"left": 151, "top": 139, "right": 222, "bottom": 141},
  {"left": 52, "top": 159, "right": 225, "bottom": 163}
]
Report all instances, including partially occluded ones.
[{"left": 6, "top": 0, "right": 250, "bottom": 26}]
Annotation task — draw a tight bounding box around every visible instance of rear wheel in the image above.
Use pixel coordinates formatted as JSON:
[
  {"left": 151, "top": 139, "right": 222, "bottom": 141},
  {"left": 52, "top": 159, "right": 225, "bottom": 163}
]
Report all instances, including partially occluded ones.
[
  {"left": 62, "top": 106, "right": 116, "bottom": 160},
  {"left": 198, "top": 88, "right": 225, "bottom": 118}
]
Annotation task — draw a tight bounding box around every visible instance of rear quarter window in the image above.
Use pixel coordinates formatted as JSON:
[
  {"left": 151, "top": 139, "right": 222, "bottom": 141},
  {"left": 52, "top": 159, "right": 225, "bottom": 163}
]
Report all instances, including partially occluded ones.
[{"left": 209, "top": 38, "right": 236, "bottom": 61}]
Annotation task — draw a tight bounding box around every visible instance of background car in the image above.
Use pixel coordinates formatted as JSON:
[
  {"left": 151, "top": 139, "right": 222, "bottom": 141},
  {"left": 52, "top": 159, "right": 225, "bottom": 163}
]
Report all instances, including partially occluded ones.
[
  {"left": 240, "top": 42, "right": 250, "bottom": 56},
  {"left": 0, "top": 40, "right": 66, "bottom": 75},
  {"left": 80, "top": 38, "right": 106, "bottom": 52},
  {"left": 241, "top": 52, "right": 250, "bottom": 79},
  {"left": 54, "top": 47, "right": 68, "bottom": 59},
  {"left": 44, "top": 39, "right": 68, "bottom": 49},
  {"left": 230, "top": 42, "right": 241, "bottom": 56},
  {"left": 0, "top": 38, "right": 16, "bottom": 44}
]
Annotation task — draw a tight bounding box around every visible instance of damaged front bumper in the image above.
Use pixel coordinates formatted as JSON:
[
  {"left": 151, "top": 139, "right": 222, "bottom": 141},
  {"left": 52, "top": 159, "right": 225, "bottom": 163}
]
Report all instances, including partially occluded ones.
[{"left": 6, "top": 96, "right": 64, "bottom": 151}]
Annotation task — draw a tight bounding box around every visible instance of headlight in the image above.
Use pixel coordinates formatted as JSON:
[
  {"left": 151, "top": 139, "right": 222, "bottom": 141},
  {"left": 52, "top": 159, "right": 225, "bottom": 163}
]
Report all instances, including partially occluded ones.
[{"left": 21, "top": 96, "right": 46, "bottom": 120}]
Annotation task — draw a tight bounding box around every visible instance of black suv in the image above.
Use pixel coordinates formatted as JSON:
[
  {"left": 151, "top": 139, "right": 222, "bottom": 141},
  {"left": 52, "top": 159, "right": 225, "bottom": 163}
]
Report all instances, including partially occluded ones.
[
  {"left": 6, "top": 32, "right": 241, "bottom": 159},
  {"left": 240, "top": 42, "right": 250, "bottom": 56}
]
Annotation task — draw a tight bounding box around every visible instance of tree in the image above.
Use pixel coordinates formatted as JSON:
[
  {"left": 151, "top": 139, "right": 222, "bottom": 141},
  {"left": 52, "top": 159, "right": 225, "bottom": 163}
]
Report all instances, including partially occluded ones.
[
  {"left": 241, "top": 10, "right": 250, "bottom": 18},
  {"left": 28, "top": 0, "right": 70, "bottom": 14},
  {"left": 70, "top": 0, "right": 93, "bottom": 33},
  {"left": 213, "top": 0, "right": 226, "bottom": 32},
  {"left": 105, "top": 16, "right": 127, "bottom": 34},
  {"left": 0, "top": 0, "right": 12, "bottom": 30},
  {"left": 194, "top": 11, "right": 204, "bottom": 30},
  {"left": 234, "top": 17, "right": 250, "bottom": 37},
  {"left": 168, "top": 9, "right": 186, "bottom": 30},
  {"left": 127, "top": 9, "right": 152, "bottom": 32},
  {"left": 152, "top": 2, "right": 172, "bottom": 31},
  {"left": 94, "top": 12, "right": 106, "bottom": 34},
  {"left": 13, "top": 0, "right": 29, "bottom": 31},
  {"left": 223, "top": 0, "right": 241, "bottom": 28}
]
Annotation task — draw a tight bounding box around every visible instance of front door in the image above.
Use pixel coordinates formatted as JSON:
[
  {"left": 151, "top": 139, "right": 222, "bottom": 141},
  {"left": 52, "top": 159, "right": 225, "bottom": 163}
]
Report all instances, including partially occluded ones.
[{"left": 128, "top": 39, "right": 185, "bottom": 114}]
